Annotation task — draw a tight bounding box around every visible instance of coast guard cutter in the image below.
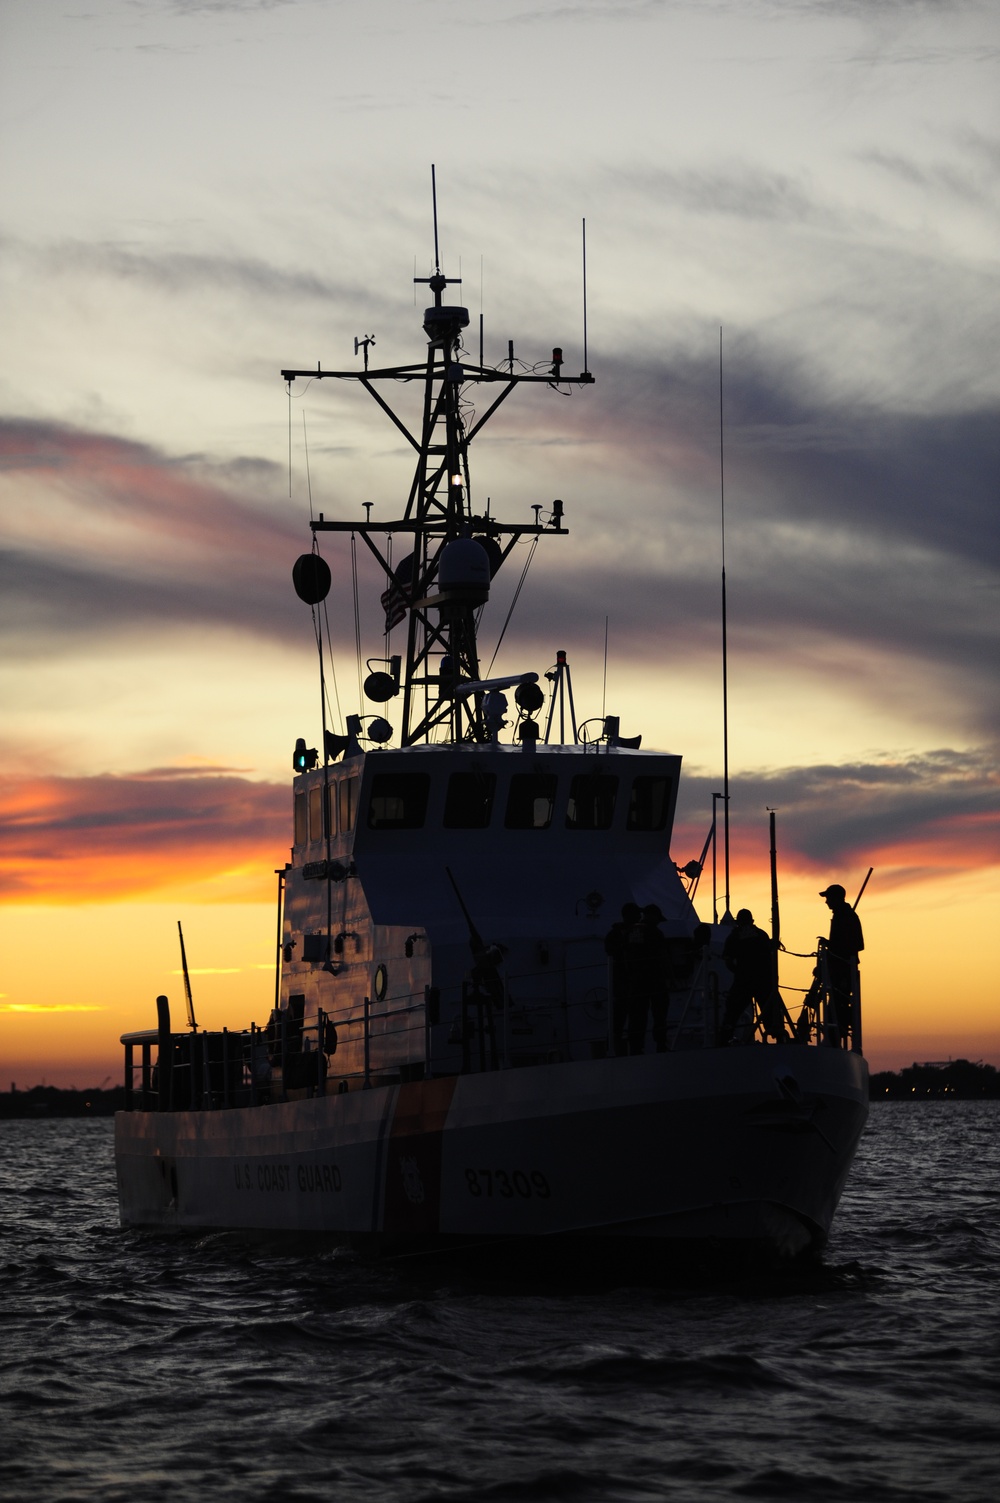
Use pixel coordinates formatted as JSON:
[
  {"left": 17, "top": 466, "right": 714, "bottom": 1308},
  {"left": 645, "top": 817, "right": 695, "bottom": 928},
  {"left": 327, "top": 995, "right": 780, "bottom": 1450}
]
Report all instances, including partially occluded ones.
[{"left": 115, "top": 215, "right": 868, "bottom": 1259}]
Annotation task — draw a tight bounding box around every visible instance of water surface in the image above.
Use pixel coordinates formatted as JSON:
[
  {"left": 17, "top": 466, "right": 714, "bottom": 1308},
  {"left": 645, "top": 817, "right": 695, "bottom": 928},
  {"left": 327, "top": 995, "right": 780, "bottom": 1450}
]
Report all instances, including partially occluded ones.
[{"left": 1, "top": 1103, "right": 996, "bottom": 1501}]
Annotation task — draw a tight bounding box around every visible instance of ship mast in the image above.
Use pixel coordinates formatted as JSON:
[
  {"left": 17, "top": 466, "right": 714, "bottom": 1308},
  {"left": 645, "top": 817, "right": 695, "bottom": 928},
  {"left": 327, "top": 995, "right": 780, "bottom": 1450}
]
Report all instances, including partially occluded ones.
[{"left": 282, "top": 212, "right": 593, "bottom": 749}]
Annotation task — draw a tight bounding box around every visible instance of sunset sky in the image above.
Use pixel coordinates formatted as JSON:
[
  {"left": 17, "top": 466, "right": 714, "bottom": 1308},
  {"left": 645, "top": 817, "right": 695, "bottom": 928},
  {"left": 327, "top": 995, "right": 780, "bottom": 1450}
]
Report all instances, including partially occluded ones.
[{"left": 2, "top": 0, "right": 998, "bottom": 1087}]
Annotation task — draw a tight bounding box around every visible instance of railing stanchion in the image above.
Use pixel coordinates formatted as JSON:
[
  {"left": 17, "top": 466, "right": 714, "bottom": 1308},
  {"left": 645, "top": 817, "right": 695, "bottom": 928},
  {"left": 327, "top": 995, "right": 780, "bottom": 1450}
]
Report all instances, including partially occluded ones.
[
  {"left": 424, "top": 988, "right": 432, "bottom": 1079},
  {"left": 852, "top": 971, "right": 863, "bottom": 1054}
]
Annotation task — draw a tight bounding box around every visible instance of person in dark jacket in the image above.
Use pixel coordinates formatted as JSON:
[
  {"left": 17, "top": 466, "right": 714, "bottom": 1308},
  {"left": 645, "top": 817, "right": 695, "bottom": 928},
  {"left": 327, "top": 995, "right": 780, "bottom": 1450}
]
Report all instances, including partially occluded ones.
[
  {"left": 820, "top": 884, "right": 864, "bottom": 1047},
  {"left": 624, "top": 904, "right": 670, "bottom": 1053},
  {"left": 720, "top": 908, "right": 774, "bottom": 1044},
  {"left": 604, "top": 902, "right": 641, "bottom": 1055}
]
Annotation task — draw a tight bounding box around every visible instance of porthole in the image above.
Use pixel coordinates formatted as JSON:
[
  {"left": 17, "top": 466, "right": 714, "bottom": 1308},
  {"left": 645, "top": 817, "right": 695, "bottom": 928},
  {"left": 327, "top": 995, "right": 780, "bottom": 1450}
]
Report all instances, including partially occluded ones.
[{"left": 374, "top": 963, "right": 388, "bottom": 1002}]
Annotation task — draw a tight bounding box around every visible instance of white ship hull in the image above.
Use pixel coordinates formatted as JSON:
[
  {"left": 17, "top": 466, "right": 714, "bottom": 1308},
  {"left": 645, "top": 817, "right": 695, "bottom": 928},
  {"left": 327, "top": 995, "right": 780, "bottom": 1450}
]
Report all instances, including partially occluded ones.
[{"left": 115, "top": 1045, "right": 867, "bottom": 1259}]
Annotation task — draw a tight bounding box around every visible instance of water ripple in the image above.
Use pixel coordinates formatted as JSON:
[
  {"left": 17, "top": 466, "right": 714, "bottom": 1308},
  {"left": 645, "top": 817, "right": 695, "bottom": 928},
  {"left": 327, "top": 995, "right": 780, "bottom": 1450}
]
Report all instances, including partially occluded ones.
[{"left": 1, "top": 1103, "right": 998, "bottom": 1502}]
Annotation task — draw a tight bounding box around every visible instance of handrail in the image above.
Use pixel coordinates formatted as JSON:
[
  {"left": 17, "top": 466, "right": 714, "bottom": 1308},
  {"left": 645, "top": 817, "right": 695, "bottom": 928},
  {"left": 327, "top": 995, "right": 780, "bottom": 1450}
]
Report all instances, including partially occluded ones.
[{"left": 123, "top": 939, "right": 860, "bottom": 1111}]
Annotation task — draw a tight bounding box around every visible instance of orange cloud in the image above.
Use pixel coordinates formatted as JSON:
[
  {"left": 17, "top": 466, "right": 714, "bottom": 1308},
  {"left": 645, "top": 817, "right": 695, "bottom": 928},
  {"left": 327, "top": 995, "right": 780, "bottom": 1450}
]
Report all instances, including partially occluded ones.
[
  {"left": 0, "top": 769, "right": 287, "bottom": 903},
  {"left": 672, "top": 747, "right": 1000, "bottom": 895}
]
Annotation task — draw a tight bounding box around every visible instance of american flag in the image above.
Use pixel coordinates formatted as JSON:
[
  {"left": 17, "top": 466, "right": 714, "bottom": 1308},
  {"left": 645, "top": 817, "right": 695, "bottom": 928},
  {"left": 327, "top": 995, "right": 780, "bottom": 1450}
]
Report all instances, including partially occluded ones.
[{"left": 380, "top": 552, "right": 414, "bottom": 632}]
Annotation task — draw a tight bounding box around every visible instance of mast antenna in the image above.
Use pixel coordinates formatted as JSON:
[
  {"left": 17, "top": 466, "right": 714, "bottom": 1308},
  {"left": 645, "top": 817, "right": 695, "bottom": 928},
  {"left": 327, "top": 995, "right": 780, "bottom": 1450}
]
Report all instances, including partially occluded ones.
[
  {"left": 582, "top": 218, "right": 589, "bottom": 375},
  {"left": 431, "top": 163, "right": 441, "bottom": 271},
  {"left": 720, "top": 326, "right": 732, "bottom": 923}
]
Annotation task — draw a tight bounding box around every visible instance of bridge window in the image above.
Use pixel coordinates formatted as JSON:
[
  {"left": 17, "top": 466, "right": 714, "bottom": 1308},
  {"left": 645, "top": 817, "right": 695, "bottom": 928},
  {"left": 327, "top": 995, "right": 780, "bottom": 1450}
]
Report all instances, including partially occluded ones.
[
  {"left": 566, "top": 773, "right": 618, "bottom": 830},
  {"left": 294, "top": 790, "right": 307, "bottom": 846},
  {"left": 367, "top": 773, "right": 430, "bottom": 830},
  {"left": 339, "top": 777, "right": 358, "bottom": 833},
  {"left": 627, "top": 775, "right": 671, "bottom": 831},
  {"left": 505, "top": 773, "right": 557, "bottom": 829},
  {"left": 444, "top": 771, "right": 497, "bottom": 829},
  {"left": 308, "top": 784, "right": 325, "bottom": 842},
  {"left": 326, "top": 783, "right": 338, "bottom": 838}
]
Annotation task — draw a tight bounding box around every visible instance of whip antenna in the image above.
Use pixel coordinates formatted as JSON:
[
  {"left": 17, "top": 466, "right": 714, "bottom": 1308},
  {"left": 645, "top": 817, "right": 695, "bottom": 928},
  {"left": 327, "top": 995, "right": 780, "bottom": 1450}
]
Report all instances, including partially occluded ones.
[
  {"left": 853, "top": 868, "right": 874, "bottom": 910},
  {"left": 582, "top": 218, "right": 589, "bottom": 375},
  {"left": 177, "top": 920, "right": 197, "bottom": 1031},
  {"left": 431, "top": 164, "right": 440, "bottom": 271},
  {"left": 720, "top": 326, "right": 732, "bottom": 922}
]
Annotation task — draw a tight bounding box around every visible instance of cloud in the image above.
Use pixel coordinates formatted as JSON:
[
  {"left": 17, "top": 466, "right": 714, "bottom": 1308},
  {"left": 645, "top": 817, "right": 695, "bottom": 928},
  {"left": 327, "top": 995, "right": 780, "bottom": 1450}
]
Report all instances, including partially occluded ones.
[
  {"left": 38, "top": 238, "right": 356, "bottom": 306},
  {"left": 170, "top": 967, "right": 242, "bottom": 975},
  {"left": 2, "top": 747, "right": 995, "bottom": 909},
  {"left": 861, "top": 148, "right": 996, "bottom": 205},
  {"left": 612, "top": 164, "right": 838, "bottom": 230},
  {"left": 0, "top": 418, "right": 329, "bottom": 655},
  {"left": 673, "top": 746, "right": 1000, "bottom": 878},
  {"left": 147, "top": 1, "right": 302, "bottom": 17},
  {"left": 3, "top": 313, "right": 997, "bottom": 747},
  {"left": 477, "top": 343, "right": 999, "bottom": 735},
  {"left": 0, "top": 1003, "right": 105, "bottom": 1013},
  {"left": 0, "top": 769, "right": 288, "bottom": 902}
]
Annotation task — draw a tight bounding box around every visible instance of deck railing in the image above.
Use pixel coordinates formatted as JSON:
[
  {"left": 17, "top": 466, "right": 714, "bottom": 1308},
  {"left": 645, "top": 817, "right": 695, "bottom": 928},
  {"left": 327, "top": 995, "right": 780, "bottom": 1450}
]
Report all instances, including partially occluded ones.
[{"left": 121, "top": 946, "right": 861, "bottom": 1111}]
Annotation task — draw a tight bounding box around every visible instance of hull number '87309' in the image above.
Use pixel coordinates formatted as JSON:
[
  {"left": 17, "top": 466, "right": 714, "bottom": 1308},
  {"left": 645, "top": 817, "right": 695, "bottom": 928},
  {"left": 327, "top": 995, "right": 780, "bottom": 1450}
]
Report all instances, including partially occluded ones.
[{"left": 465, "top": 1168, "right": 550, "bottom": 1199}]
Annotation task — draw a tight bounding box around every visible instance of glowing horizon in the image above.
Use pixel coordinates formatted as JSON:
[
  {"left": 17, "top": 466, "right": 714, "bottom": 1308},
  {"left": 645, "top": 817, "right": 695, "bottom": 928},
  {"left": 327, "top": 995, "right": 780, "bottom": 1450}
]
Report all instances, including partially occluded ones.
[{"left": 2, "top": 0, "right": 997, "bottom": 1086}]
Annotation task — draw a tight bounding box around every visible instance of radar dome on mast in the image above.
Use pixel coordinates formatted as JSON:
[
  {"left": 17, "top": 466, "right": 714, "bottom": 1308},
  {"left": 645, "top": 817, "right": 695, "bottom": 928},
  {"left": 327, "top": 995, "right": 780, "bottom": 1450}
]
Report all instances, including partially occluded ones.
[{"left": 438, "top": 538, "right": 491, "bottom": 604}]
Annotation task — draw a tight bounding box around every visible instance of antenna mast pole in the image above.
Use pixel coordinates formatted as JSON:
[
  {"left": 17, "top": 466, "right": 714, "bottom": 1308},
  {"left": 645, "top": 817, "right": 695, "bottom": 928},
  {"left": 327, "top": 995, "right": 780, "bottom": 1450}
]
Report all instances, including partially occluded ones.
[
  {"left": 720, "top": 327, "right": 732, "bottom": 922},
  {"left": 282, "top": 174, "right": 593, "bottom": 747},
  {"left": 582, "top": 218, "right": 589, "bottom": 375}
]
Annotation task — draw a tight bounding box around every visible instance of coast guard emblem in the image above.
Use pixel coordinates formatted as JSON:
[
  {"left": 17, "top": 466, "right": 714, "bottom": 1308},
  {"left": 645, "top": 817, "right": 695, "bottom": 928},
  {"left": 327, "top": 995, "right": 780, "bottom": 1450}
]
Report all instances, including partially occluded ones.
[{"left": 399, "top": 1155, "right": 425, "bottom": 1204}]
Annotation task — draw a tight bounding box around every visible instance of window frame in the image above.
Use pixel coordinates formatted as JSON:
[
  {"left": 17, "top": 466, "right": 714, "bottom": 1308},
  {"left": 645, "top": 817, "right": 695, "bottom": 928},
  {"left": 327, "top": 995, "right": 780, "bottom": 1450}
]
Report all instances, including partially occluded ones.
[
  {"left": 443, "top": 770, "right": 498, "bottom": 829},
  {"left": 366, "top": 772, "right": 431, "bottom": 831},
  {"left": 626, "top": 775, "right": 672, "bottom": 832},
  {"left": 565, "top": 772, "right": 619, "bottom": 830},
  {"left": 504, "top": 772, "right": 559, "bottom": 830}
]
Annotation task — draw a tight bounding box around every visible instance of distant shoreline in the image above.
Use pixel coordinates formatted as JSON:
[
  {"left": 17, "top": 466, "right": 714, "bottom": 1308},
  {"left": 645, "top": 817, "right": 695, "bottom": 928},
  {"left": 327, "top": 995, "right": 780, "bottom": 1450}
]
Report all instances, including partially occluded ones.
[
  {"left": 0, "top": 1086, "right": 126, "bottom": 1119},
  {"left": 2, "top": 1059, "right": 998, "bottom": 1117},
  {"left": 869, "top": 1059, "right": 998, "bottom": 1099}
]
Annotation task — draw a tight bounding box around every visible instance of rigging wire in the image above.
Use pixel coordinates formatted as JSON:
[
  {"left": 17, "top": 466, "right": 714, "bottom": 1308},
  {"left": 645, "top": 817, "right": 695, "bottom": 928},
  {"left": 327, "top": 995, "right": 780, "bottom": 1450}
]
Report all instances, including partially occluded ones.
[
  {"left": 302, "top": 412, "right": 314, "bottom": 524},
  {"left": 320, "top": 592, "right": 344, "bottom": 735},
  {"left": 384, "top": 533, "right": 393, "bottom": 664},
  {"left": 486, "top": 534, "right": 538, "bottom": 675}
]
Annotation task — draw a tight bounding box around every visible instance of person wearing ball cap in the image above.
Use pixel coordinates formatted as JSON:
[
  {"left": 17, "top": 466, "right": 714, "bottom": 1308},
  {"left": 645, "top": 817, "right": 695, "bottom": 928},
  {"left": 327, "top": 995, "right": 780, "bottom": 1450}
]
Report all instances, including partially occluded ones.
[{"left": 819, "top": 883, "right": 864, "bottom": 1048}]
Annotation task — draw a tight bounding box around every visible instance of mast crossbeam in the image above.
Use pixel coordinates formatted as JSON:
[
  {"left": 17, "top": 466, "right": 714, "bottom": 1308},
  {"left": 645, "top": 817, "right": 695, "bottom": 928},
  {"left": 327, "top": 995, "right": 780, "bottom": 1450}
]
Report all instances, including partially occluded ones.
[{"left": 283, "top": 250, "right": 590, "bottom": 746}]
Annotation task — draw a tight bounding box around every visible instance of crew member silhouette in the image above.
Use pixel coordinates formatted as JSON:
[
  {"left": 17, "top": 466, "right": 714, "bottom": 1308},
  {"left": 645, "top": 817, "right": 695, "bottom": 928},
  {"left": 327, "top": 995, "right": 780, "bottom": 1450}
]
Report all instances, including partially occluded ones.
[
  {"left": 604, "top": 902, "right": 641, "bottom": 1055},
  {"left": 624, "top": 904, "right": 670, "bottom": 1053},
  {"left": 720, "top": 908, "right": 774, "bottom": 1044},
  {"left": 820, "top": 884, "right": 864, "bottom": 1048}
]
